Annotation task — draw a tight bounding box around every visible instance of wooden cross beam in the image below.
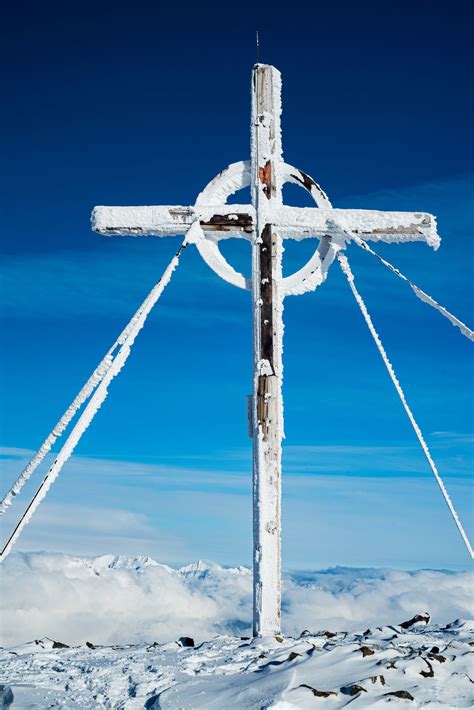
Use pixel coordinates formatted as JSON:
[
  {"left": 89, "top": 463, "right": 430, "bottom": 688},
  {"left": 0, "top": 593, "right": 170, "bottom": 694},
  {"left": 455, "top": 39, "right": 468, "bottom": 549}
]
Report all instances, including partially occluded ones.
[
  {"left": 93, "top": 204, "right": 437, "bottom": 243},
  {"left": 92, "top": 64, "right": 440, "bottom": 638}
]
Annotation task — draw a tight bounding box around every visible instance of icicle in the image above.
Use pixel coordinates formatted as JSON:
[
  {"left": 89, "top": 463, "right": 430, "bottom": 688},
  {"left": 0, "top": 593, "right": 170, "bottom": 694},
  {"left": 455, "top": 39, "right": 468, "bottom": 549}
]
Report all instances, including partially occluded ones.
[
  {"left": 0, "top": 238, "right": 188, "bottom": 554},
  {"left": 349, "top": 230, "right": 473, "bottom": 341},
  {"left": 337, "top": 252, "right": 474, "bottom": 560}
]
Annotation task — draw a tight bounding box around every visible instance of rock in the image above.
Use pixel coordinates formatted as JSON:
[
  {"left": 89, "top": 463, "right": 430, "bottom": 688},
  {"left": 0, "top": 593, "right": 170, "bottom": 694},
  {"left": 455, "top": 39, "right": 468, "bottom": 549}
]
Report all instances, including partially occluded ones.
[
  {"left": 86, "top": 641, "right": 95, "bottom": 649},
  {"left": 400, "top": 613, "right": 430, "bottom": 630},
  {"left": 287, "top": 652, "right": 301, "bottom": 661},
  {"left": 274, "top": 635, "right": 284, "bottom": 643},
  {"left": 341, "top": 684, "right": 367, "bottom": 696},
  {"left": 430, "top": 646, "right": 440, "bottom": 654},
  {"left": 299, "top": 684, "right": 337, "bottom": 698},
  {"left": 385, "top": 690, "right": 414, "bottom": 700},
  {"left": 370, "top": 675, "right": 386, "bottom": 686},
  {"left": 300, "top": 629, "right": 311, "bottom": 637},
  {"left": 323, "top": 630, "right": 336, "bottom": 638},
  {"left": 428, "top": 653, "right": 446, "bottom": 663},
  {"left": 0, "top": 685, "right": 13, "bottom": 707},
  {"left": 360, "top": 646, "right": 375, "bottom": 657},
  {"left": 178, "top": 637, "right": 194, "bottom": 648},
  {"left": 420, "top": 659, "right": 434, "bottom": 678},
  {"left": 52, "top": 641, "right": 69, "bottom": 649}
]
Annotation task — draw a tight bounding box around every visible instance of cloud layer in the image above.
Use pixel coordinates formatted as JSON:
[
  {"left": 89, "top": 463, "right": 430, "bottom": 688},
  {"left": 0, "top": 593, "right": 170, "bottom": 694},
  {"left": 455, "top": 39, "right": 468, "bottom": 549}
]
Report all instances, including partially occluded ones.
[{"left": 1, "top": 552, "right": 472, "bottom": 647}]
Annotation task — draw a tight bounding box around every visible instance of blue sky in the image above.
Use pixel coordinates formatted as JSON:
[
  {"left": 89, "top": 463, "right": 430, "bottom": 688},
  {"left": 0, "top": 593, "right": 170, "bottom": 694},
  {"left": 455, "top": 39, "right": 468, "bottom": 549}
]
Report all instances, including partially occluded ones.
[{"left": 1, "top": 0, "right": 473, "bottom": 570}]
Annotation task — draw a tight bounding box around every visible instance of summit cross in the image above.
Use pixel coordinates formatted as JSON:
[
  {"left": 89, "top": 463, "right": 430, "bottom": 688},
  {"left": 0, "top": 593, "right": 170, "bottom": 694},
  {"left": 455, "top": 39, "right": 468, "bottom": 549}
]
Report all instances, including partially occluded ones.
[{"left": 92, "top": 64, "right": 439, "bottom": 637}]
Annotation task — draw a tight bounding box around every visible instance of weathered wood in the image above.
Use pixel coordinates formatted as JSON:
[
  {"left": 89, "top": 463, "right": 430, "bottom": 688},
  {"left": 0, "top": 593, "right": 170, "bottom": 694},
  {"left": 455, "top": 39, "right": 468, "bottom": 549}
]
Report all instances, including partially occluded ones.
[
  {"left": 251, "top": 64, "right": 283, "bottom": 638},
  {"left": 259, "top": 224, "right": 275, "bottom": 363},
  {"left": 92, "top": 205, "right": 253, "bottom": 239},
  {"left": 92, "top": 204, "right": 438, "bottom": 247},
  {"left": 200, "top": 213, "right": 253, "bottom": 233}
]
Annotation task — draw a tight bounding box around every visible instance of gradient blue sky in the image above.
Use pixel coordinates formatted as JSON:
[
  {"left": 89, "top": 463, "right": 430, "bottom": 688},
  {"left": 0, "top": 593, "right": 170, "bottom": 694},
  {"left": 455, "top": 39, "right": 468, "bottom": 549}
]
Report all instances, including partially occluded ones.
[{"left": 1, "top": 0, "right": 473, "bottom": 570}]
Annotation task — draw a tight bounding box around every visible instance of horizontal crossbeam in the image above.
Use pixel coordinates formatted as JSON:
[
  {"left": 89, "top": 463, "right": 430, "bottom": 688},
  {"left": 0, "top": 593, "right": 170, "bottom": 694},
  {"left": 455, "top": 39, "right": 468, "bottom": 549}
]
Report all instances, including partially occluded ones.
[{"left": 92, "top": 204, "right": 439, "bottom": 247}]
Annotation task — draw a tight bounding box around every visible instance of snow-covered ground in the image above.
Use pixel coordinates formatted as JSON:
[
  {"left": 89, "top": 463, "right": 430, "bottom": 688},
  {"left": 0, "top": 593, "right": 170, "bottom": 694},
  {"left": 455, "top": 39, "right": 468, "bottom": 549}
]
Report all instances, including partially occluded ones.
[{"left": 1, "top": 553, "right": 473, "bottom": 707}]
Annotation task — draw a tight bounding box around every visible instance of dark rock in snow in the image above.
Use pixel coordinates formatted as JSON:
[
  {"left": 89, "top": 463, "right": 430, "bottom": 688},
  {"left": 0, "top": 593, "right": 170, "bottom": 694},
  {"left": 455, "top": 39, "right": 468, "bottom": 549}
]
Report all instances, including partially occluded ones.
[
  {"left": 420, "top": 659, "right": 434, "bottom": 678},
  {"left": 360, "top": 646, "right": 375, "bottom": 657},
  {"left": 0, "top": 685, "right": 13, "bottom": 707},
  {"left": 300, "top": 684, "right": 337, "bottom": 697},
  {"left": 341, "top": 684, "right": 367, "bottom": 696},
  {"left": 370, "top": 675, "right": 386, "bottom": 686},
  {"left": 400, "top": 613, "right": 430, "bottom": 630},
  {"left": 52, "top": 641, "right": 69, "bottom": 649},
  {"left": 323, "top": 630, "right": 336, "bottom": 638},
  {"left": 86, "top": 641, "right": 95, "bottom": 649},
  {"left": 178, "top": 637, "right": 194, "bottom": 647},
  {"left": 385, "top": 690, "right": 415, "bottom": 700},
  {"left": 429, "top": 653, "right": 446, "bottom": 663},
  {"left": 287, "top": 651, "right": 301, "bottom": 661}
]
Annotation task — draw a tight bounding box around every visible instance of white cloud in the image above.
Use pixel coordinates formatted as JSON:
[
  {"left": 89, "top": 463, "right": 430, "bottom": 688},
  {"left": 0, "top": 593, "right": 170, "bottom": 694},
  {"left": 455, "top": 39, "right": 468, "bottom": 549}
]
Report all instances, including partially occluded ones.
[{"left": 1, "top": 552, "right": 472, "bottom": 647}]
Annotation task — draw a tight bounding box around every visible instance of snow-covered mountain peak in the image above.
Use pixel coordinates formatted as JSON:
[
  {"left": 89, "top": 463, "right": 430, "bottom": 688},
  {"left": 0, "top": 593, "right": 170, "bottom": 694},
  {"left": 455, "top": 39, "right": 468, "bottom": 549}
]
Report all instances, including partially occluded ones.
[{"left": 91, "top": 554, "right": 173, "bottom": 575}]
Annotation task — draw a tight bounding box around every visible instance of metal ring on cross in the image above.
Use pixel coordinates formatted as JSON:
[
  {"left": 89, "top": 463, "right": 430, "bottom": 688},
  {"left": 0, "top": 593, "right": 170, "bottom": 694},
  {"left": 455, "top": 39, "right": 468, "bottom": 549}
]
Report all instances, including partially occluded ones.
[{"left": 194, "top": 160, "right": 337, "bottom": 297}]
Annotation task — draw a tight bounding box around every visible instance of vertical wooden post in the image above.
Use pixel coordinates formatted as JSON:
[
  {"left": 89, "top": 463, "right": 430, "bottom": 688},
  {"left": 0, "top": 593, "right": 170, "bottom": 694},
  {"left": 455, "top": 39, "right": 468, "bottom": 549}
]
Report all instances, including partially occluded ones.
[{"left": 251, "top": 64, "right": 284, "bottom": 637}]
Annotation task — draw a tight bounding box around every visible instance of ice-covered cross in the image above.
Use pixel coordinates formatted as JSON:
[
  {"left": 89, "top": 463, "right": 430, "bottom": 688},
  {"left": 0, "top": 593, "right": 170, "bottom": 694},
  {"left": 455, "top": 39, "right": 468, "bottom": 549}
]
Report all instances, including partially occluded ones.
[{"left": 92, "top": 65, "right": 439, "bottom": 638}]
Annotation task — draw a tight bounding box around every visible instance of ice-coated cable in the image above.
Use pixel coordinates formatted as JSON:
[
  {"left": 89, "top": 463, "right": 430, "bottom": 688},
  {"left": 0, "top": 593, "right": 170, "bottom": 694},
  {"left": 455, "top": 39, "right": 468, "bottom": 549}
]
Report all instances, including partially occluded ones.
[
  {"left": 352, "top": 233, "right": 473, "bottom": 341},
  {"left": 337, "top": 252, "right": 474, "bottom": 560},
  {"left": 0, "top": 241, "right": 189, "bottom": 517},
  {"left": 0, "top": 354, "right": 114, "bottom": 516},
  {"left": 0, "top": 238, "right": 189, "bottom": 562}
]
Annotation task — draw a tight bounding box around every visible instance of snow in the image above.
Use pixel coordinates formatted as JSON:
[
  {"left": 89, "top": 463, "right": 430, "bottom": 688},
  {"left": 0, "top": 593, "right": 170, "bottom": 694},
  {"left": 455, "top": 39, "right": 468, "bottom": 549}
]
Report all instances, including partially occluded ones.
[
  {"left": 194, "top": 165, "right": 253, "bottom": 290},
  {"left": 270, "top": 208, "right": 440, "bottom": 248},
  {"left": 4, "top": 624, "right": 474, "bottom": 708},
  {"left": 1, "top": 553, "right": 473, "bottom": 708},
  {"left": 94, "top": 204, "right": 440, "bottom": 247},
  {"left": 195, "top": 160, "right": 250, "bottom": 208},
  {"left": 92, "top": 205, "right": 196, "bottom": 237}
]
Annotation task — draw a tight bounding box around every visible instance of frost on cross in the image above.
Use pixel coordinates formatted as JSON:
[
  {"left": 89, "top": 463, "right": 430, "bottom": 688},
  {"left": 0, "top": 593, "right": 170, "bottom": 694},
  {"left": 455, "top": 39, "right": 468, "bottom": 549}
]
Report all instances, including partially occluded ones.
[
  {"left": 1, "top": 64, "right": 472, "bottom": 639},
  {"left": 91, "top": 64, "right": 469, "bottom": 637}
]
